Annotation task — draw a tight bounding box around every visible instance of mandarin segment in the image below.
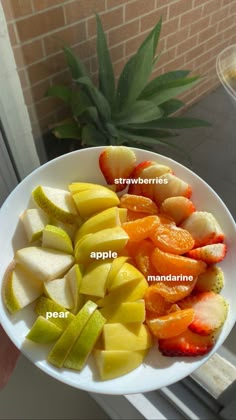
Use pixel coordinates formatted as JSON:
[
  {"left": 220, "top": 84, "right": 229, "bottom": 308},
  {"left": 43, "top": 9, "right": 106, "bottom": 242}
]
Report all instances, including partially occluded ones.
[
  {"left": 120, "top": 194, "right": 158, "bottom": 215},
  {"left": 144, "top": 285, "right": 173, "bottom": 315},
  {"left": 146, "top": 308, "right": 194, "bottom": 339},
  {"left": 150, "top": 225, "right": 195, "bottom": 255},
  {"left": 148, "top": 279, "right": 197, "bottom": 303},
  {"left": 134, "top": 239, "right": 157, "bottom": 279},
  {"left": 122, "top": 215, "right": 160, "bottom": 242}
]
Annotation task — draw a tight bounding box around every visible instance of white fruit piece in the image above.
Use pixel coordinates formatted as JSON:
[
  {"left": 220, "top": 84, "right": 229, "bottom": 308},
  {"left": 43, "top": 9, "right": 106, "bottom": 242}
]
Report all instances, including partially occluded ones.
[
  {"left": 181, "top": 211, "right": 225, "bottom": 247},
  {"left": 50, "top": 218, "right": 80, "bottom": 241},
  {"left": 44, "top": 277, "right": 74, "bottom": 309},
  {"left": 26, "top": 316, "right": 62, "bottom": 343},
  {"left": 34, "top": 296, "right": 74, "bottom": 329},
  {"left": 80, "top": 260, "right": 113, "bottom": 297},
  {"left": 48, "top": 300, "right": 97, "bottom": 368},
  {"left": 42, "top": 225, "right": 73, "bottom": 254},
  {"left": 66, "top": 264, "right": 85, "bottom": 314},
  {"left": 20, "top": 208, "right": 49, "bottom": 242},
  {"left": 103, "top": 323, "right": 153, "bottom": 351},
  {"left": 154, "top": 173, "right": 191, "bottom": 204},
  {"left": 15, "top": 247, "right": 74, "bottom": 282},
  {"left": 72, "top": 187, "right": 120, "bottom": 218},
  {"left": 32, "top": 185, "right": 78, "bottom": 224},
  {"left": 64, "top": 310, "right": 106, "bottom": 371},
  {"left": 3, "top": 265, "right": 43, "bottom": 314}
]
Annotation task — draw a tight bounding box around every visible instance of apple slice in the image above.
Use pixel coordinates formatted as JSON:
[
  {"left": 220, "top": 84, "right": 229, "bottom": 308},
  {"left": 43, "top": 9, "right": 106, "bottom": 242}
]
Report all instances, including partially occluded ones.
[
  {"left": 44, "top": 277, "right": 74, "bottom": 309},
  {"left": 66, "top": 264, "right": 85, "bottom": 314},
  {"left": 42, "top": 225, "right": 73, "bottom": 254},
  {"left": 48, "top": 300, "right": 97, "bottom": 368},
  {"left": 26, "top": 316, "right": 62, "bottom": 343},
  {"left": 100, "top": 300, "right": 145, "bottom": 323},
  {"left": 3, "top": 265, "right": 43, "bottom": 314},
  {"left": 94, "top": 349, "right": 147, "bottom": 380},
  {"left": 80, "top": 260, "right": 113, "bottom": 297},
  {"left": 20, "top": 208, "right": 49, "bottom": 242},
  {"left": 32, "top": 185, "right": 78, "bottom": 224},
  {"left": 103, "top": 323, "right": 153, "bottom": 351},
  {"left": 35, "top": 296, "right": 74, "bottom": 329},
  {"left": 106, "top": 256, "right": 128, "bottom": 289},
  {"left": 15, "top": 247, "right": 74, "bottom": 282},
  {"left": 108, "top": 262, "right": 144, "bottom": 291},
  {"left": 97, "top": 277, "right": 148, "bottom": 307},
  {"left": 72, "top": 187, "right": 120, "bottom": 218},
  {"left": 68, "top": 182, "right": 107, "bottom": 194},
  {"left": 75, "top": 207, "right": 121, "bottom": 242},
  {"left": 64, "top": 310, "right": 106, "bottom": 371}
]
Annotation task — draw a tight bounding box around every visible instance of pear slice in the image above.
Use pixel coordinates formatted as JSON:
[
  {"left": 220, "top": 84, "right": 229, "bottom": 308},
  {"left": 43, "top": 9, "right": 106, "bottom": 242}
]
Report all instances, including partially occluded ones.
[
  {"left": 51, "top": 219, "right": 81, "bottom": 241},
  {"left": 100, "top": 300, "right": 145, "bottom": 323},
  {"left": 68, "top": 182, "right": 107, "bottom": 194},
  {"left": 15, "top": 246, "right": 74, "bottom": 282},
  {"left": 32, "top": 185, "right": 78, "bottom": 224},
  {"left": 97, "top": 277, "right": 148, "bottom": 307},
  {"left": 65, "top": 264, "right": 85, "bottom": 314},
  {"left": 75, "top": 207, "right": 121, "bottom": 242},
  {"left": 48, "top": 300, "right": 97, "bottom": 368},
  {"left": 26, "top": 316, "right": 62, "bottom": 343},
  {"left": 103, "top": 323, "right": 153, "bottom": 351},
  {"left": 80, "top": 260, "right": 113, "bottom": 297},
  {"left": 44, "top": 277, "right": 74, "bottom": 309},
  {"left": 20, "top": 208, "right": 49, "bottom": 242},
  {"left": 75, "top": 227, "right": 129, "bottom": 265},
  {"left": 35, "top": 296, "right": 74, "bottom": 329},
  {"left": 3, "top": 265, "right": 43, "bottom": 314},
  {"left": 94, "top": 350, "right": 147, "bottom": 380},
  {"left": 64, "top": 310, "right": 106, "bottom": 371},
  {"left": 72, "top": 188, "right": 120, "bottom": 218},
  {"left": 42, "top": 225, "right": 73, "bottom": 254}
]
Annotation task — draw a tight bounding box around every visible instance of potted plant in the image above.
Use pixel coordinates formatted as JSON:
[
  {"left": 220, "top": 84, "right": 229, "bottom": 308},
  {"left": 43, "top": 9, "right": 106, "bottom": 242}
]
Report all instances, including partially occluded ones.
[{"left": 46, "top": 15, "right": 209, "bottom": 155}]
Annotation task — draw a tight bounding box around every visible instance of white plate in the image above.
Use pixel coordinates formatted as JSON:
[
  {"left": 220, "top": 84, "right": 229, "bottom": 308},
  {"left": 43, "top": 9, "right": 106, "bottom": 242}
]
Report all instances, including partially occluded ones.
[{"left": 0, "top": 146, "right": 236, "bottom": 395}]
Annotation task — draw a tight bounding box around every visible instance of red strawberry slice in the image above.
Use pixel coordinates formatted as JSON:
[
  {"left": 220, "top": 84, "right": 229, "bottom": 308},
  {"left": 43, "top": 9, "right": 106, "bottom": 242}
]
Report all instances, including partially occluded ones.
[
  {"left": 186, "top": 243, "right": 227, "bottom": 264},
  {"left": 128, "top": 161, "right": 155, "bottom": 195},
  {"left": 152, "top": 173, "right": 192, "bottom": 205},
  {"left": 159, "top": 328, "right": 215, "bottom": 356},
  {"left": 99, "top": 146, "right": 136, "bottom": 192},
  {"left": 181, "top": 211, "right": 225, "bottom": 247},
  {"left": 179, "top": 291, "right": 228, "bottom": 336},
  {"left": 160, "top": 196, "right": 195, "bottom": 225}
]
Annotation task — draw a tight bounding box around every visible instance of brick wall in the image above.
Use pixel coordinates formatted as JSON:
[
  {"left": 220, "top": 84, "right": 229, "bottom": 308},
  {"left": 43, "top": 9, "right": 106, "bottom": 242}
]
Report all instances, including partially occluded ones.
[{"left": 2, "top": 0, "right": 236, "bottom": 138}]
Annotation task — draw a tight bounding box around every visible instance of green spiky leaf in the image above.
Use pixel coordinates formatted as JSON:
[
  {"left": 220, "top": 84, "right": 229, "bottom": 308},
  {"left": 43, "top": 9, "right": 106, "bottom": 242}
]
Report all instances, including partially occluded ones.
[
  {"left": 45, "top": 85, "right": 72, "bottom": 104},
  {"left": 82, "top": 124, "right": 108, "bottom": 146},
  {"left": 115, "top": 100, "right": 163, "bottom": 125},
  {"left": 52, "top": 121, "right": 80, "bottom": 139},
  {"left": 140, "top": 70, "right": 191, "bottom": 99},
  {"left": 71, "top": 90, "right": 91, "bottom": 116},
  {"left": 139, "top": 17, "right": 162, "bottom": 59},
  {"left": 78, "top": 76, "right": 111, "bottom": 122},
  {"left": 63, "top": 46, "right": 89, "bottom": 80},
  {"left": 160, "top": 99, "right": 185, "bottom": 116},
  {"left": 141, "top": 117, "right": 211, "bottom": 129}
]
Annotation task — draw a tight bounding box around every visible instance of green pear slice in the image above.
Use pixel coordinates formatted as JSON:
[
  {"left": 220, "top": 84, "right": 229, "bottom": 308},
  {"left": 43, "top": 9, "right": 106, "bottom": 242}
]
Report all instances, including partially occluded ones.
[
  {"left": 26, "top": 316, "right": 62, "bottom": 343},
  {"left": 75, "top": 207, "right": 121, "bottom": 242},
  {"left": 32, "top": 185, "right": 78, "bottom": 224},
  {"left": 66, "top": 264, "right": 85, "bottom": 314},
  {"left": 64, "top": 310, "right": 106, "bottom": 371},
  {"left": 15, "top": 246, "right": 74, "bottom": 282},
  {"left": 48, "top": 300, "right": 97, "bottom": 368},
  {"left": 103, "top": 323, "right": 153, "bottom": 351},
  {"left": 100, "top": 300, "right": 145, "bottom": 323},
  {"left": 44, "top": 277, "right": 74, "bottom": 309},
  {"left": 94, "top": 349, "right": 147, "bottom": 380},
  {"left": 72, "top": 188, "right": 120, "bottom": 218},
  {"left": 80, "top": 260, "right": 113, "bottom": 297},
  {"left": 42, "top": 225, "right": 73, "bottom": 254},
  {"left": 51, "top": 219, "right": 80, "bottom": 241},
  {"left": 3, "top": 265, "right": 43, "bottom": 314},
  {"left": 35, "top": 296, "right": 74, "bottom": 329},
  {"left": 20, "top": 208, "right": 49, "bottom": 242}
]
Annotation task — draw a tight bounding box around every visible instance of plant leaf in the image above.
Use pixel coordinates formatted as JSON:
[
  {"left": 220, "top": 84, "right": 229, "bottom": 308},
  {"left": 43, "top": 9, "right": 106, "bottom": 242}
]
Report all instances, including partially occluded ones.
[
  {"left": 115, "top": 100, "right": 163, "bottom": 125},
  {"left": 63, "top": 46, "right": 89, "bottom": 80},
  {"left": 71, "top": 89, "right": 91, "bottom": 116},
  {"left": 141, "top": 117, "right": 211, "bottom": 129},
  {"left": 52, "top": 121, "right": 80, "bottom": 139},
  {"left": 45, "top": 85, "right": 72, "bottom": 104},
  {"left": 77, "top": 76, "right": 111, "bottom": 122},
  {"left": 125, "top": 127, "right": 179, "bottom": 138},
  {"left": 139, "top": 17, "right": 162, "bottom": 58},
  {"left": 82, "top": 124, "right": 108, "bottom": 146},
  {"left": 85, "top": 106, "right": 105, "bottom": 133},
  {"left": 96, "top": 14, "right": 115, "bottom": 106},
  {"left": 116, "top": 33, "right": 154, "bottom": 111},
  {"left": 140, "top": 70, "right": 191, "bottom": 99},
  {"left": 160, "top": 99, "right": 185, "bottom": 116}
]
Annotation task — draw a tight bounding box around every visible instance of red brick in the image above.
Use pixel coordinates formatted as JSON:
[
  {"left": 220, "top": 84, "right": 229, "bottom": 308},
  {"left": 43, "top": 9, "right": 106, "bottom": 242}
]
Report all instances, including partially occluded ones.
[
  {"left": 87, "top": 7, "right": 124, "bottom": 37},
  {"left": 223, "top": 25, "right": 236, "bottom": 40},
  {"left": 2, "top": 0, "right": 32, "bottom": 20},
  {"left": 161, "top": 17, "right": 179, "bottom": 38},
  {"left": 203, "top": 0, "right": 221, "bottom": 15},
  {"left": 176, "top": 34, "right": 198, "bottom": 56},
  {"left": 23, "top": 80, "right": 50, "bottom": 105},
  {"left": 125, "top": 0, "right": 155, "bottom": 22},
  {"left": 190, "top": 16, "right": 210, "bottom": 36},
  {"left": 169, "top": 0, "right": 193, "bottom": 19},
  {"left": 107, "top": 0, "right": 129, "bottom": 9},
  {"left": 7, "top": 23, "right": 17, "bottom": 46},
  {"left": 210, "top": 8, "right": 228, "bottom": 24},
  {"left": 27, "top": 52, "right": 66, "bottom": 84},
  {"left": 141, "top": 7, "right": 168, "bottom": 32},
  {"left": 180, "top": 7, "right": 202, "bottom": 27},
  {"left": 108, "top": 20, "right": 139, "bottom": 46},
  {"left": 198, "top": 25, "right": 217, "bottom": 44},
  {"left": 43, "top": 22, "right": 87, "bottom": 56},
  {"left": 64, "top": 0, "right": 106, "bottom": 24},
  {"left": 186, "top": 44, "right": 205, "bottom": 62},
  {"left": 218, "top": 15, "right": 235, "bottom": 32},
  {"left": 166, "top": 26, "right": 189, "bottom": 49},
  {"left": 33, "top": 0, "right": 65, "bottom": 11},
  {"left": 14, "top": 40, "right": 44, "bottom": 68},
  {"left": 125, "top": 32, "right": 147, "bottom": 56}
]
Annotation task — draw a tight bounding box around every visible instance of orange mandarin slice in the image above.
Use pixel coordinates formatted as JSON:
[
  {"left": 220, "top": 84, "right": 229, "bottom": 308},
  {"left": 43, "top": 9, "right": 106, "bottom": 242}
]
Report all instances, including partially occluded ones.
[
  {"left": 122, "top": 215, "right": 160, "bottom": 242},
  {"left": 120, "top": 194, "right": 158, "bottom": 214},
  {"left": 150, "top": 225, "right": 194, "bottom": 255},
  {"left": 147, "top": 308, "right": 194, "bottom": 339}
]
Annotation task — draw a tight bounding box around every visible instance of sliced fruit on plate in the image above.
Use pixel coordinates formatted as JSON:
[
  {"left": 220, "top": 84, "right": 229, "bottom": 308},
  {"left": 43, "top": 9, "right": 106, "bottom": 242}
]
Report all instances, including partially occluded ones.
[
  {"left": 144, "top": 287, "right": 173, "bottom": 315},
  {"left": 119, "top": 194, "right": 158, "bottom": 214},
  {"left": 20, "top": 208, "right": 49, "bottom": 242},
  {"left": 103, "top": 323, "right": 153, "bottom": 351},
  {"left": 179, "top": 291, "right": 228, "bottom": 336},
  {"left": 42, "top": 224, "right": 73, "bottom": 254},
  {"left": 66, "top": 264, "right": 84, "bottom": 314},
  {"left": 80, "top": 260, "right": 112, "bottom": 297},
  {"left": 186, "top": 243, "right": 227, "bottom": 264},
  {"left": 122, "top": 215, "right": 160, "bottom": 242},
  {"left": 32, "top": 185, "right": 78, "bottom": 224},
  {"left": 134, "top": 239, "right": 157, "bottom": 278},
  {"left": 150, "top": 225, "right": 195, "bottom": 254},
  {"left": 44, "top": 276, "right": 74, "bottom": 309},
  {"left": 68, "top": 182, "right": 106, "bottom": 194},
  {"left": 146, "top": 308, "right": 194, "bottom": 339},
  {"left": 94, "top": 349, "right": 147, "bottom": 380},
  {"left": 97, "top": 277, "right": 148, "bottom": 307},
  {"left": 140, "top": 163, "right": 173, "bottom": 200},
  {"left": 144, "top": 277, "right": 197, "bottom": 305},
  {"left": 15, "top": 247, "right": 74, "bottom": 282},
  {"left": 160, "top": 196, "right": 195, "bottom": 225},
  {"left": 152, "top": 173, "right": 192, "bottom": 205},
  {"left": 180, "top": 211, "right": 225, "bottom": 247},
  {"left": 194, "top": 266, "right": 224, "bottom": 294},
  {"left": 26, "top": 316, "right": 62, "bottom": 343},
  {"left": 108, "top": 262, "right": 144, "bottom": 291},
  {"left": 106, "top": 256, "right": 128, "bottom": 290},
  {"left": 72, "top": 187, "right": 120, "bottom": 218},
  {"left": 158, "top": 328, "right": 215, "bottom": 356},
  {"left": 100, "top": 300, "right": 145, "bottom": 323},
  {"left": 51, "top": 218, "right": 79, "bottom": 241},
  {"left": 3, "top": 265, "right": 43, "bottom": 314},
  {"left": 34, "top": 296, "right": 75, "bottom": 329},
  {"left": 99, "top": 146, "right": 136, "bottom": 192}
]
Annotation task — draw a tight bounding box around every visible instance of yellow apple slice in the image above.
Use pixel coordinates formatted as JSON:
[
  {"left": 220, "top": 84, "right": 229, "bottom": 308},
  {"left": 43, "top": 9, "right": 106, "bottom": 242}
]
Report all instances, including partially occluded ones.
[
  {"left": 80, "top": 260, "right": 113, "bottom": 297},
  {"left": 15, "top": 247, "right": 74, "bottom": 281},
  {"left": 94, "top": 349, "right": 147, "bottom": 380},
  {"left": 44, "top": 277, "right": 74, "bottom": 309},
  {"left": 66, "top": 264, "right": 85, "bottom": 314},
  {"left": 64, "top": 310, "right": 106, "bottom": 371},
  {"left": 118, "top": 208, "right": 127, "bottom": 223},
  {"left": 75, "top": 207, "right": 121, "bottom": 242},
  {"left": 108, "top": 262, "right": 144, "bottom": 291},
  {"left": 35, "top": 296, "right": 74, "bottom": 329},
  {"left": 32, "top": 185, "right": 78, "bottom": 224},
  {"left": 100, "top": 300, "right": 145, "bottom": 323},
  {"left": 72, "top": 188, "right": 119, "bottom": 218},
  {"left": 20, "top": 208, "right": 49, "bottom": 242},
  {"left": 26, "top": 316, "right": 62, "bottom": 343},
  {"left": 3, "top": 265, "right": 43, "bottom": 314},
  {"left": 42, "top": 225, "right": 73, "bottom": 254},
  {"left": 47, "top": 300, "right": 97, "bottom": 368},
  {"left": 106, "top": 256, "right": 128, "bottom": 290},
  {"left": 97, "top": 277, "right": 148, "bottom": 307},
  {"left": 68, "top": 182, "right": 107, "bottom": 194},
  {"left": 103, "top": 323, "right": 153, "bottom": 351}
]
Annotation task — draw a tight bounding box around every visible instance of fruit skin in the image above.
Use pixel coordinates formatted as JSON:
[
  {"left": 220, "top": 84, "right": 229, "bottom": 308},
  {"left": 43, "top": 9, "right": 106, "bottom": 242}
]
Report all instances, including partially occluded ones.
[
  {"left": 75, "top": 207, "right": 121, "bottom": 242},
  {"left": 178, "top": 291, "right": 228, "bottom": 336},
  {"left": 63, "top": 310, "right": 106, "bottom": 371},
  {"left": 72, "top": 187, "right": 120, "bottom": 218},
  {"left": 99, "top": 146, "right": 136, "bottom": 192},
  {"left": 180, "top": 211, "right": 225, "bottom": 247},
  {"left": 66, "top": 264, "right": 85, "bottom": 314},
  {"left": 147, "top": 308, "right": 194, "bottom": 339},
  {"left": 20, "top": 208, "right": 49, "bottom": 242},
  {"left": 42, "top": 224, "right": 73, "bottom": 254},
  {"left": 94, "top": 349, "right": 147, "bottom": 380},
  {"left": 100, "top": 300, "right": 145, "bottom": 323},
  {"left": 186, "top": 243, "right": 227, "bottom": 264},
  {"left": 103, "top": 323, "right": 153, "bottom": 351},
  {"left": 106, "top": 256, "right": 128, "bottom": 290},
  {"left": 34, "top": 296, "right": 75, "bottom": 329},
  {"left": 26, "top": 316, "right": 62, "bottom": 343},
  {"left": 3, "top": 265, "right": 43, "bottom": 314},
  {"left": 158, "top": 329, "right": 215, "bottom": 357},
  {"left": 32, "top": 185, "right": 78, "bottom": 224},
  {"left": 160, "top": 196, "right": 195, "bottom": 225},
  {"left": 97, "top": 277, "right": 148, "bottom": 307},
  {"left": 80, "top": 260, "right": 113, "bottom": 297},
  {"left": 194, "top": 266, "right": 224, "bottom": 294},
  {"left": 149, "top": 173, "right": 192, "bottom": 205},
  {"left": 108, "top": 262, "right": 144, "bottom": 291}
]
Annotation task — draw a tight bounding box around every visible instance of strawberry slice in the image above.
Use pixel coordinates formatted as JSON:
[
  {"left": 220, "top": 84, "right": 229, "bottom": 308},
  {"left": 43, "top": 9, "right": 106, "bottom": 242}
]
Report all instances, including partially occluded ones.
[
  {"left": 160, "top": 196, "right": 195, "bottom": 225},
  {"left": 179, "top": 291, "right": 228, "bottom": 335},
  {"left": 152, "top": 173, "right": 192, "bottom": 205},
  {"left": 159, "top": 329, "right": 215, "bottom": 356},
  {"left": 186, "top": 243, "right": 227, "bottom": 264},
  {"left": 128, "top": 161, "right": 155, "bottom": 195},
  {"left": 181, "top": 211, "right": 225, "bottom": 247},
  {"left": 194, "top": 266, "right": 224, "bottom": 294},
  {"left": 99, "top": 146, "right": 136, "bottom": 192}
]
